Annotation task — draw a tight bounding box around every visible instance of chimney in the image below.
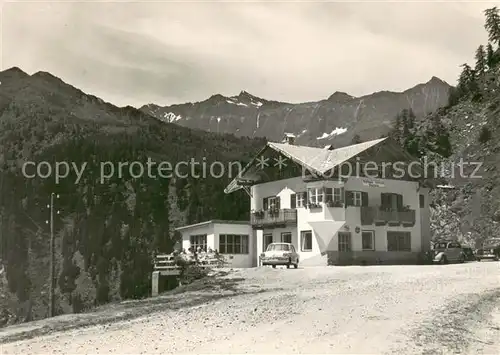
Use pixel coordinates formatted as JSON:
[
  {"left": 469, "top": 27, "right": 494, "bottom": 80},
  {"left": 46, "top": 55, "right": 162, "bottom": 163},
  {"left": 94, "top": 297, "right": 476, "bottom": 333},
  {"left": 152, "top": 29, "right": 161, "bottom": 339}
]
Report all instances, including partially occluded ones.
[{"left": 283, "top": 133, "right": 296, "bottom": 145}]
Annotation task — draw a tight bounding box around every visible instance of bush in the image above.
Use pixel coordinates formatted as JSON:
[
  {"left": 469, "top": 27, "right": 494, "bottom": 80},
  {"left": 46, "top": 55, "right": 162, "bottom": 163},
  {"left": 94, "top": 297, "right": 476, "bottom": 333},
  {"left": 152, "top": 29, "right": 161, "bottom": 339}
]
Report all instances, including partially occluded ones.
[
  {"left": 179, "top": 264, "right": 209, "bottom": 285},
  {"left": 478, "top": 126, "right": 492, "bottom": 143}
]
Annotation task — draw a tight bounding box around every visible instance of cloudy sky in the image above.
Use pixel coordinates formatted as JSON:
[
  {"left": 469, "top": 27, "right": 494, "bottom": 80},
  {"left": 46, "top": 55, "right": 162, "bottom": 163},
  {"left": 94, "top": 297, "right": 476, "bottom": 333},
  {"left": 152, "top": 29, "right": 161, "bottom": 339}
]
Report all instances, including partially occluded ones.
[{"left": 0, "top": 1, "right": 495, "bottom": 107}]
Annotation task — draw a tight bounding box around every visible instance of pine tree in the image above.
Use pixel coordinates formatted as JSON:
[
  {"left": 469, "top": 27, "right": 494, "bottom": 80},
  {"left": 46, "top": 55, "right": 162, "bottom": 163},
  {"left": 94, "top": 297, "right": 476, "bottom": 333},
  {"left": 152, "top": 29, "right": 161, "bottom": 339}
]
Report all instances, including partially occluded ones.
[
  {"left": 393, "top": 113, "right": 402, "bottom": 144},
  {"left": 457, "top": 63, "right": 479, "bottom": 100},
  {"left": 350, "top": 134, "right": 362, "bottom": 144},
  {"left": 486, "top": 42, "right": 498, "bottom": 68},
  {"left": 407, "top": 108, "right": 416, "bottom": 130},
  {"left": 474, "top": 45, "right": 487, "bottom": 75},
  {"left": 484, "top": 7, "right": 500, "bottom": 46}
]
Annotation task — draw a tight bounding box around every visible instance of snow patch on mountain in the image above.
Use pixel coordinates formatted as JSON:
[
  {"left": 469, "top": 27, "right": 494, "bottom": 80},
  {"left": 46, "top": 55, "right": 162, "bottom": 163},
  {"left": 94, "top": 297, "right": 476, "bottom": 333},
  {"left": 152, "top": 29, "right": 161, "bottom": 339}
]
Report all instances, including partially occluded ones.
[
  {"left": 161, "top": 112, "right": 182, "bottom": 123},
  {"left": 226, "top": 93, "right": 263, "bottom": 108},
  {"left": 297, "top": 129, "right": 308, "bottom": 137},
  {"left": 226, "top": 99, "right": 248, "bottom": 107},
  {"left": 316, "top": 127, "right": 347, "bottom": 140}
]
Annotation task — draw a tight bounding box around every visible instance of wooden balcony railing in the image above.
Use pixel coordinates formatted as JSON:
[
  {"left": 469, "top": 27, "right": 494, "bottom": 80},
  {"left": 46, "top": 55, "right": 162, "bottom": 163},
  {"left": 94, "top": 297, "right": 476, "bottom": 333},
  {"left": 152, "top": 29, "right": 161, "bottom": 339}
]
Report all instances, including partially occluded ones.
[
  {"left": 251, "top": 208, "right": 297, "bottom": 229},
  {"left": 360, "top": 206, "right": 416, "bottom": 227}
]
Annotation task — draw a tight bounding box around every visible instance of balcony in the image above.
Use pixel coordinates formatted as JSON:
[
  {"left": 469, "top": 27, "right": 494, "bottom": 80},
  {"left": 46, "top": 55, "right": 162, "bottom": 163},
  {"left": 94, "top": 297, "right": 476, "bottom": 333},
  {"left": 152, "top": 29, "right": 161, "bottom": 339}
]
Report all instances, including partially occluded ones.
[
  {"left": 251, "top": 208, "right": 297, "bottom": 229},
  {"left": 360, "top": 206, "right": 416, "bottom": 227}
]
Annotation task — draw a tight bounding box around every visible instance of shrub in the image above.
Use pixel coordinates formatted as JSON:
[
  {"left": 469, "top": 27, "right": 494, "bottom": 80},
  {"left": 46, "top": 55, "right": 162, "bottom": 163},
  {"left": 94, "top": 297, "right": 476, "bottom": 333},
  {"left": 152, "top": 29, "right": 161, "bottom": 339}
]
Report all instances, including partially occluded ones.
[{"left": 478, "top": 126, "right": 492, "bottom": 143}]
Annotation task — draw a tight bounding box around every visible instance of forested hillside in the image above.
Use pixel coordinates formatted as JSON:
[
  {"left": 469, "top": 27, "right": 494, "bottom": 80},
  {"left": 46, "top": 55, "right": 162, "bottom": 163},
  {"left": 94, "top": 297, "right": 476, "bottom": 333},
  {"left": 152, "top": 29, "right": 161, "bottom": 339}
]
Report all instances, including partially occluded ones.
[
  {"left": 391, "top": 6, "right": 500, "bottom": 246},
  {"left": 0, "top": 68, "right": 264, "bottom": 324}
]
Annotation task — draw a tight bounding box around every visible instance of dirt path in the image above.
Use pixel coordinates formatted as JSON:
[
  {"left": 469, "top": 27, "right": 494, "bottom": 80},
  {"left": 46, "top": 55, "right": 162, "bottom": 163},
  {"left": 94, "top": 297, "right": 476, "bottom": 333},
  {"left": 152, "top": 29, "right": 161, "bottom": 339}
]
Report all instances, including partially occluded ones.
[{"left": 1, "top": 263, "right": 500, "bottom": 354}]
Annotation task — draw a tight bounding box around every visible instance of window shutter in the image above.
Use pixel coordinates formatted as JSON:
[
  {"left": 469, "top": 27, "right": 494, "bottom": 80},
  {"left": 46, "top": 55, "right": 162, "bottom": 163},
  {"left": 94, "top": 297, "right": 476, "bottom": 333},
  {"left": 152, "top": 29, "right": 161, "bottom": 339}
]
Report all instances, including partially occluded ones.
[
  {"left": 345, "top": 191, "right": 354, "bottom": 206},
  {"left": 396, "top": 194, "right": 403, "bottom": 209},
  {"left": 381, "top": 193, "right": 388, "bottom": 207},
  {"left": 276, "top": 196, "right": 281, "bottom": 210},
  {"left": 263, "top": 197, "right": 268, "bottom": 210},
  {"left": 305, "top": 190, "right": 309, "bottom": 204},
  {"left": 340, "top": 187, "right": 345, "bottom": 202},
  {"left": 291, "top": 194, "right": 296, "bottom": 209},
  {"left": 361, "top": 192, "right": 369, "bottom": 207}
]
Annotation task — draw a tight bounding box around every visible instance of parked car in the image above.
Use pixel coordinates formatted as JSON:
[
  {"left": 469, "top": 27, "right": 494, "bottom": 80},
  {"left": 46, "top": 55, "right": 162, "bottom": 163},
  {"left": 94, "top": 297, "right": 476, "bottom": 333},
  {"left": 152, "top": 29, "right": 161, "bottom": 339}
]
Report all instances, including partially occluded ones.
[
  {"left": 260, "top": 242, "right": 299, "bottom": 269},
  {"left": 461, "top": 247, "right": 476, "bottom": 262},
  {"left": 432, "top": 241, "right": 465, "bottom": 264},
  {"left": 476, "top": 238, "right": 500, "bottom": 261}
]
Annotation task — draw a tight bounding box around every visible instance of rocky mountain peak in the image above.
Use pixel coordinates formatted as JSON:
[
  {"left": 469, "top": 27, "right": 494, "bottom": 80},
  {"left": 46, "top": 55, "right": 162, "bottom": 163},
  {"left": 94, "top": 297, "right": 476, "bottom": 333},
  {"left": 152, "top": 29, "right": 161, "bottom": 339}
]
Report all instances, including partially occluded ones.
[
  {"left": 427, "top": 76, "right": 448, "bottom": 85},
  {"left": 0, "top": 67, "right": 29, "bottom": 81},
  {"left": 327, "top": 91, "right": 355, "bottom": 103}
]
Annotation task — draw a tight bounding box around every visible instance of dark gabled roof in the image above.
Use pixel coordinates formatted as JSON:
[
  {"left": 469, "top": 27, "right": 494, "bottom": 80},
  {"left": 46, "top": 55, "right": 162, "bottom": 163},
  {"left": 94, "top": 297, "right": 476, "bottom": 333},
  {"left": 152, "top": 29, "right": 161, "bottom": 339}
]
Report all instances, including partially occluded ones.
[{"left": 225, "top": 137, "right": 412, "bottom": 194}]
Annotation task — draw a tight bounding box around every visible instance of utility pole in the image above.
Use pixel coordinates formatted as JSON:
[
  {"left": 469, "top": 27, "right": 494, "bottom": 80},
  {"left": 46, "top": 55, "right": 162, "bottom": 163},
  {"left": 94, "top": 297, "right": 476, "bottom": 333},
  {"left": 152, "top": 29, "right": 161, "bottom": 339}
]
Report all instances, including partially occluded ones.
[{"left": 47, "top": 193, "right": 59, "bottom": 318}]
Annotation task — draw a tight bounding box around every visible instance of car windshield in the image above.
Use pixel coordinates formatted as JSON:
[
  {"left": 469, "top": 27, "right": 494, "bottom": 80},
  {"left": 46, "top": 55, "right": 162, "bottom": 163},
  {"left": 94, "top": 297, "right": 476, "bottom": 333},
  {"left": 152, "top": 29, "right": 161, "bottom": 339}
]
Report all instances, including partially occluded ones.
[
  {"left": 266, "top": 244, "right": 290, "bottom": 251},
  {"left": 484, "top": 238, "right": 500, "bottom": 246},
  {"left": 434, "top": 242, "right": 448, "bottom": 249}
]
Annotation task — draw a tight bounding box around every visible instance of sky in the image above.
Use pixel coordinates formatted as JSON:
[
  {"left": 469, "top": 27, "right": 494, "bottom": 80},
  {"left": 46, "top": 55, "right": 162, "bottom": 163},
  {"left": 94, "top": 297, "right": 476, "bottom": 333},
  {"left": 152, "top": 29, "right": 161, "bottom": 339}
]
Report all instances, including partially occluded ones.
[{"left": 0, "top": 0, "right": 496, "bottom": 107}]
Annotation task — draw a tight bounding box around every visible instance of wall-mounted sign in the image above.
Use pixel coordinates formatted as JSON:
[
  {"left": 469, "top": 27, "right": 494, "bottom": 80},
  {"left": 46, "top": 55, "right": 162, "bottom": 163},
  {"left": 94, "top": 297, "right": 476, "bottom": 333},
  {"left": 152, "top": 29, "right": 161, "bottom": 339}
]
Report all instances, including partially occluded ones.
[
  {"left": 361, "top": 178, "right": 385, "bottom": 188},
  {"left": 355, "top": 227, "right": 360, "bottom": 233}
]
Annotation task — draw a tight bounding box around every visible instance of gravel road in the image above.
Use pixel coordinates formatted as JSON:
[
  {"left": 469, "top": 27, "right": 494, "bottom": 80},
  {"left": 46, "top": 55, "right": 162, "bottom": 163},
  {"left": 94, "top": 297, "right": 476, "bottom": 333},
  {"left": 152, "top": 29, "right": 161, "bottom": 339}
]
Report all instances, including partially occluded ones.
[{"left": 1, "top": 262, "right": 500, "bottom": 354}]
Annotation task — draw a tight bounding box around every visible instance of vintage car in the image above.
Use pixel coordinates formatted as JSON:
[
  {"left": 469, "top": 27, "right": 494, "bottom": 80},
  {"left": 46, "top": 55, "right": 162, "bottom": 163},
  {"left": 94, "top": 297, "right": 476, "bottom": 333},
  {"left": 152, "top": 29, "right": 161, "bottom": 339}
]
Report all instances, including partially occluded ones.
[
  {"left": 475, "top": 238, "right": 500, "bottom": 261},
  {"left": 260, "top": 242, "right": 299, "bottom": 269},
  {"left": 432, "top": 240, "right": 465, "bottom": 264},
  {"left": 461, "top": 246, "right": 476, "bottom": 262}
]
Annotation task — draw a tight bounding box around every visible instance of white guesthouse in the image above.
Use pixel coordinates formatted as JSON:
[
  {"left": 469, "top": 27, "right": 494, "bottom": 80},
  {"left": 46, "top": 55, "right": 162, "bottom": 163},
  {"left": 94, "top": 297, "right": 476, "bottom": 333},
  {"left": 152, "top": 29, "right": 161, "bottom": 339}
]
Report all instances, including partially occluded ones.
[{"left": 177, "top": 135, "right": 434, "bottom": 267}]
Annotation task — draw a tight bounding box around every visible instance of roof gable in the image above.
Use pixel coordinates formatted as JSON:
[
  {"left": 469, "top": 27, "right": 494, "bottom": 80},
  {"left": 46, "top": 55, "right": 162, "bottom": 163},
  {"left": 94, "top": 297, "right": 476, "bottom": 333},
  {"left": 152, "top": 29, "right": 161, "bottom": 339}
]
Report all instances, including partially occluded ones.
[{"left": 224, "top": 137, "right": 419, "bottom": 194}]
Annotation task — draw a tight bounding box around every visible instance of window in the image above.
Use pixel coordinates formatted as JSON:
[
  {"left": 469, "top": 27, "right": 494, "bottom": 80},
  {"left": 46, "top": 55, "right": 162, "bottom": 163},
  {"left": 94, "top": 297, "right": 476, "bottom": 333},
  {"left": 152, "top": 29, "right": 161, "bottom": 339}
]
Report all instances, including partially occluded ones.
[
  {"left": 263, "top": 196, "right": 280, "bottom": 211},
  {"left": 190, "top": 234, "right": 207, "bottom": 251},
  {"left": 291, "top": 194, "right": 296, "bottom": 209},
  {"left": 325, "top": 188, "right": 333, "bottom": 202},
  {"left": 263, "top": 234, "right": 273, "bottom": 250},
  {"left": 353, "top": 191, "right": 362, "bottom": 206},
  {"left": 308, "top": 187, "right": 323, "bottom": 204},
  {"left": 301, "top": 231, "right": 313, "bottom": 251},
  {"left": 387, "top": 231, "right": 411, "bottom": 252},
  {"left": 381, "top": 193, "right": 403, "bottom": 210},
  {"left": 219, "top": 234, "right": 249, "bottom": 254},
  {"left": 434, "top": 242, "right": 448, "bottom": 249},
  {"left": 268, "top": 197, "right": 278, "bottom": 210},
  {"left": 266, "top": 243, "right": 290, "bottom": 251},
  {"left": 280, "top": 232, "right": 292, "bottom": 243},
  {"left": 297, "top": 192, "right": 306, "bottom": 207},
  {"left": 333, "top": 187, "right": 344, "bottom": 202},
  {"left": 346, "top": 191, "right": 368, "bottom": 206},
  {"left": 419, "top": 194, "right": 424, "bottom": 208},
  {"left": 361, "top": 231, "right": 375, "bottom": 251},
  {"left": 338, "top": 232, "right": 351, "bottom": 252}
]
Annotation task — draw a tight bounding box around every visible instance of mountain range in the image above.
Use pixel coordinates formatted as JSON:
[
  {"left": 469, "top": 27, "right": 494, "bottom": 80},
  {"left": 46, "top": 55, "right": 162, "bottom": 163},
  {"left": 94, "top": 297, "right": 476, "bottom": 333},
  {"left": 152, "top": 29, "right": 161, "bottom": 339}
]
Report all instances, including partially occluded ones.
[{"left": 140, "top": 77, "right": 452, "bottom": 147}]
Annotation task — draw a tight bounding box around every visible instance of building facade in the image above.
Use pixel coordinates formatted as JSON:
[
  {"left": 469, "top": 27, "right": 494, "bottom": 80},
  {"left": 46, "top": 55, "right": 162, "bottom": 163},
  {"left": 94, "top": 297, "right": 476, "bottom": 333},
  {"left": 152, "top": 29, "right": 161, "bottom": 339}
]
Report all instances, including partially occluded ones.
[
  {"left": 225, "top": 136, "right": 433, "bottom": 266},
  {"left": 250, "top": 176, "right": 430, "bottom": 266},
  {"left": 175, "top": 220, "right": 255, "bottom": 268}
]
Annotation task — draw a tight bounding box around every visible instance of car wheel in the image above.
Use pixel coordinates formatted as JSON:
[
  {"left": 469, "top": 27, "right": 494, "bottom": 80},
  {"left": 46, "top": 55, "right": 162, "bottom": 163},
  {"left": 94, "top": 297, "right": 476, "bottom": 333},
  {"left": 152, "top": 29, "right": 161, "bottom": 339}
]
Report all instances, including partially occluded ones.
[
  {"left": 272, "top": 265, "right": 276, "bottom": 269},
  {"left": 293, "top": 262, "right": 298, "bottom": 269},
  {"left": 440, "top": 256, "right": 447, "bottom": 265}
]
